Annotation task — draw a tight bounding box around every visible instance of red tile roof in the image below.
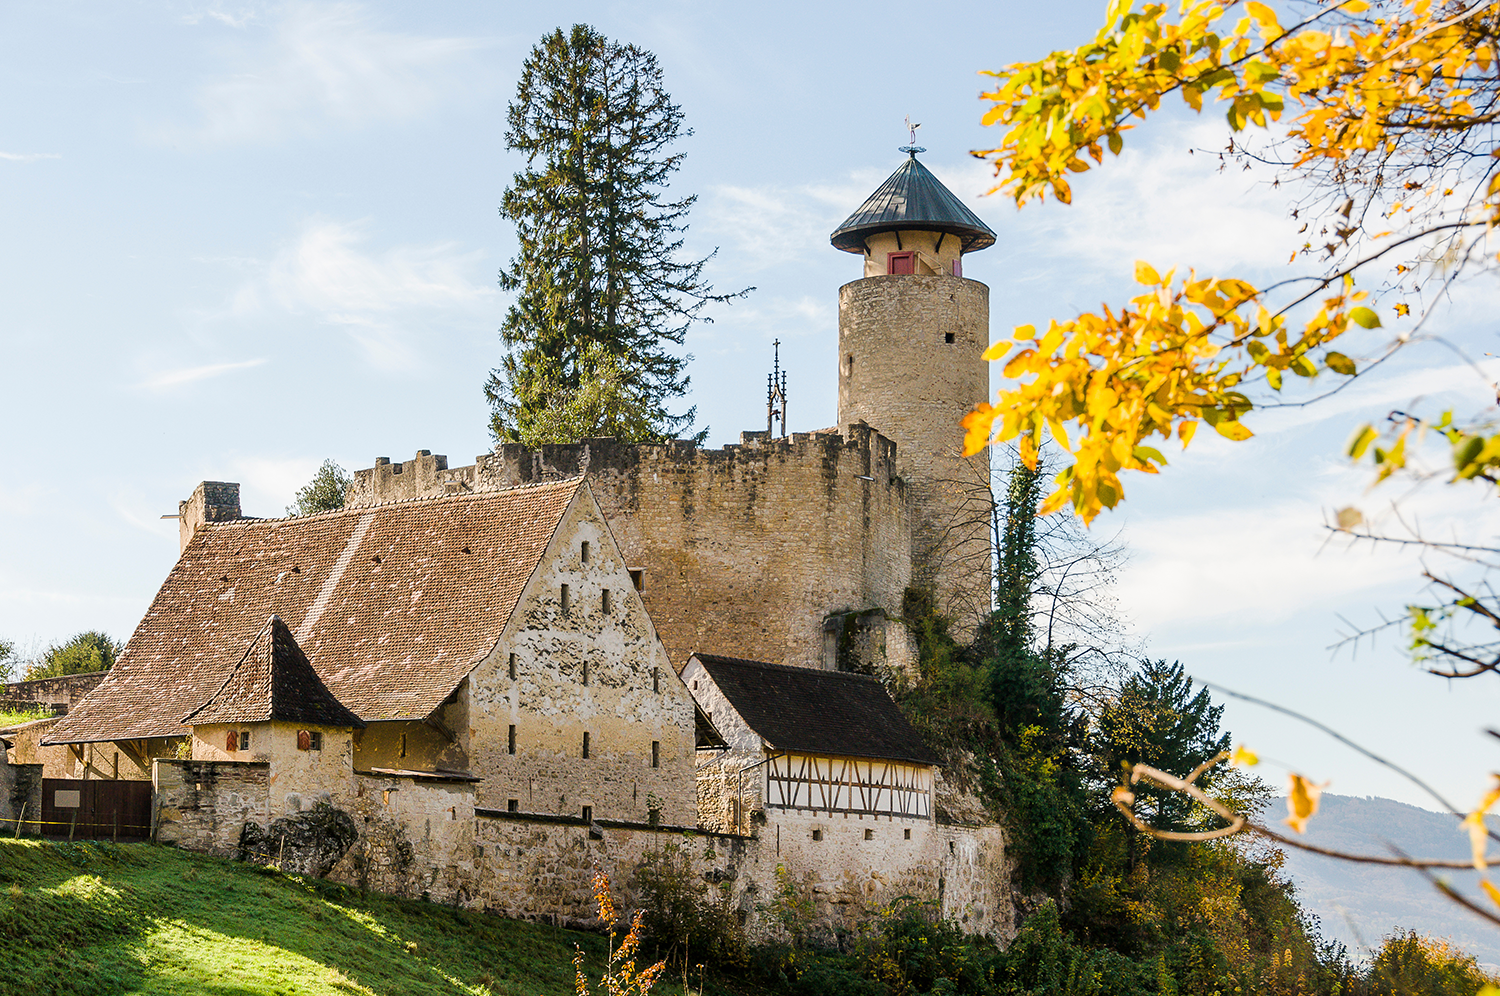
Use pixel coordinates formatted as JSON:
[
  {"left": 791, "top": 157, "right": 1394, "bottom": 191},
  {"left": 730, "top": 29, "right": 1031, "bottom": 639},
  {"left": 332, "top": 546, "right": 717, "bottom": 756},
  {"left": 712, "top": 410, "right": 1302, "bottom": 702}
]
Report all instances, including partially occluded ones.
[
  {"left": 183, "top": 615, "right": 364, "bottom": 728},
  {"left": 46, "top": 478, "right": 583, "bottom": 744}
]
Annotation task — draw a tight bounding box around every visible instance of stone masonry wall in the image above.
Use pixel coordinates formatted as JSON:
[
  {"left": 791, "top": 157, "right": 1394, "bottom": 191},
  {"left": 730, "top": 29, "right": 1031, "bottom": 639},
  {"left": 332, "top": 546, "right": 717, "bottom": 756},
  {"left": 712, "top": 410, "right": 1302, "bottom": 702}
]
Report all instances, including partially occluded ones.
[
  {"left": 472, "top": 809, "right": 1015, "bottom": 943},
  {"left": 0, "top": 750, "right": 42, "bottom": 835},
  {"left": 347, "top": 426, "right": 913, "bottom": 673},
  {"left": 467, "top": 488, "right": 696, "bottom": 825},
  {"left": 0, "top": 670, "right": 106, "bottom": 714},
  {"left": 326, "top": 771, "right": 476, "bottom": 904},
  {"left": 153, "top": 758, "right": 270, "bottom": 857}
]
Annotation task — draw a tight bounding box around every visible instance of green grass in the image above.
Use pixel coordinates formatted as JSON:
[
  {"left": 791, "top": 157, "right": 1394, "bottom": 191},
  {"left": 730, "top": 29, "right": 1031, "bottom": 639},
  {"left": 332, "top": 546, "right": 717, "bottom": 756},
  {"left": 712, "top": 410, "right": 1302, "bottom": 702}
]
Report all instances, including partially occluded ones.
[
  {"left": 0, "top": 706, "right": 50, "bottom": 728},
  {"left": 0, "top": 839, "right": 766, "bottom": 996}
]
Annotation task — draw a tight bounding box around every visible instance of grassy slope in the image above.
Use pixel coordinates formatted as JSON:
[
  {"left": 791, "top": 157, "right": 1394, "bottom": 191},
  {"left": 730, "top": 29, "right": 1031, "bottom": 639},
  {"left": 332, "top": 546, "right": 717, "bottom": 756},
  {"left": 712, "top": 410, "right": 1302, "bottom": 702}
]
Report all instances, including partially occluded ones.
[{"left": 0, "top": 839, "right": 763, "bottom": 996}]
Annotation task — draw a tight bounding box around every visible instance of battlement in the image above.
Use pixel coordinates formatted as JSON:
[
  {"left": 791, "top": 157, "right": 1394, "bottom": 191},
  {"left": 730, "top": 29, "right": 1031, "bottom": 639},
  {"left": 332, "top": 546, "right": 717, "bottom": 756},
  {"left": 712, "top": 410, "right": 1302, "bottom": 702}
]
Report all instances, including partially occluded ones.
[{"left": 346, "top": 424, "right": 901, "bottom": 509}]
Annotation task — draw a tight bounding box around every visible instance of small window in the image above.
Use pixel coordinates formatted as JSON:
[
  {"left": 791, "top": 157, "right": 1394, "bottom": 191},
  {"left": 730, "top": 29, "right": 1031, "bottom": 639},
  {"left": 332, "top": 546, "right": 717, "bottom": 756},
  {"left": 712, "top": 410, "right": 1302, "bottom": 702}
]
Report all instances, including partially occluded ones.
[
  {"left": 582, "top": 660, "right": 590, "bottom": 686},
  {"left": 904, "top": 828, "right": 912, "bottom": 839},
  {"left": 507, "top": 799, "right": 519, "bottom": 813},
  {"left": 812, "top": 828, "right": 823, "bottom": 841},
  {"left": 561, "top": 584, "right": 570, "bottom": 613},
  {"left": 581, "top": 541, "right": 591, "bottom": 564},
  {"left": 309, "top": 731, "right": 322, "bottom": 751},
  {"left": 864, "top": 828, "right": 874, "bottom": 840},
  {"left": 508, "top": 652, "right": 517, "bottom": 680},
  {"left": 629, "top": 569, "right": 644, "bottom": 592},
  {"left": 887, "top": 251, "right": 915, "bottom": 275},
  {"left": 602, "top": 589, "right": 611, "bottom": 615},
  {"left": 508, "top": 725, "right": 516, "bottom": 756},
  {"left": 239, "top": 731, "right": 250, "bottom": 752},
  {"left": 651, "top": 741, "right": 660, "bottom": 769},
  {"left": 582, "top": 805, "right": 593, "bottom": 824},
  {"left": 846, "top": 354, "right": 854, "bottom": 376},
  {"left": 582, "top": 731, "right": 591, "bottom": 759},
  {"left": 653, "top": 668, "right": 660, "bottom": 693},
  {"left": 399, "top": 733, "right": 406, "bottom": 759},
  {"left": 944, "top": 332, "right": 955, "bottom": 344}
]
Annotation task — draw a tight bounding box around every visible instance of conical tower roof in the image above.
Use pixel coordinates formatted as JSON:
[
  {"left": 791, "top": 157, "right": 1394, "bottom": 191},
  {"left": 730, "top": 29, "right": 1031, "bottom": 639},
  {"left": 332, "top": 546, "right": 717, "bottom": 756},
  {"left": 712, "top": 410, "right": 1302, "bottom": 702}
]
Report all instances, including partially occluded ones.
[
  {"left": 183, "top": 615, "right": 363, "bottom": 728},
  {"left": 830, "top": 154, "right": 996, "bottom": 255}
]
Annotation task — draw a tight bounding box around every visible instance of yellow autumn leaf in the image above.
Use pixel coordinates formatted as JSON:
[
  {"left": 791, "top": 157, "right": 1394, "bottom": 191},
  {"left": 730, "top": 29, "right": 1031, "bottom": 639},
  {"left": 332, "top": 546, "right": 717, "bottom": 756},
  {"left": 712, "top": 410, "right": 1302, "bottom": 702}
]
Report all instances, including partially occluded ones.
[
  {"left": 1335, "top": 506, "right": 1363, "bottom": 530},
  {"left": 1484, "top": 879, "right": 1500, "bottom": 910},
  {"left": 1135, "top": 260, "right": 1162, "bottom": 285},
  {"left": 982, "top": 340, "right": 1013, "bottom": 361},
  {"left": 1285, "top": 773, "right": 1327, "bottom": 833},
  {"left": 1215, "top": 420, "right": 1254, "bottom": 441},
  {"left": 1465, "top": 778, "right": 1500, "bottom": 869},
  {"left": 1230, "top": 744, "right": 1259, "bottom": 767}
]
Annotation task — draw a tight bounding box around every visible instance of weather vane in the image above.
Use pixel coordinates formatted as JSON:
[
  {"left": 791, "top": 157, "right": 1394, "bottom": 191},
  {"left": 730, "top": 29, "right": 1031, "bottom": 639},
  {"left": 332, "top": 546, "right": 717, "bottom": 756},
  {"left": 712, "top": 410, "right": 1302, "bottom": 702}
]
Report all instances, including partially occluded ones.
[
  {"left": 767, "top": 339, "right": 788, "bottom": 439},
  {"left": 900, "top": 115, "right": 925, "bottom": 156}
]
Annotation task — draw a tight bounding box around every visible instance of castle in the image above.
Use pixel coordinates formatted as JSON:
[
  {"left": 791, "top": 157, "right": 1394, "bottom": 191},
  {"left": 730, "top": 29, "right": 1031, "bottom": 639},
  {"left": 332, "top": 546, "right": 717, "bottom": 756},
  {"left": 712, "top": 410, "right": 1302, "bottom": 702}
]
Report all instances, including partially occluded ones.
[{"left": 13, "top": 150, "right": 1016, "bottom": 940}]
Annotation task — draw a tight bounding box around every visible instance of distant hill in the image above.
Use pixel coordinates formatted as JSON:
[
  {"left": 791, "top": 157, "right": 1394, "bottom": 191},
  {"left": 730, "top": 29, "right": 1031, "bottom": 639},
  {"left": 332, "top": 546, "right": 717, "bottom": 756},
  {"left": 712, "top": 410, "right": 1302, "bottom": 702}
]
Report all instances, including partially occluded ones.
[{"left": 1272, "top": 793, "right": 1500, "bottom": 965}]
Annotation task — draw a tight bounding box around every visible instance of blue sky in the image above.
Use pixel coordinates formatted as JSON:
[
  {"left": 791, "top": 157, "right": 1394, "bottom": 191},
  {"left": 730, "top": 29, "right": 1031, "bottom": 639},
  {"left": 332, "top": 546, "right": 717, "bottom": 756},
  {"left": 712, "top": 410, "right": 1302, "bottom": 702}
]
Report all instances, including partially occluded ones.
[{"left": 3, "top": 0, "right": 1497, "bottom": 816}]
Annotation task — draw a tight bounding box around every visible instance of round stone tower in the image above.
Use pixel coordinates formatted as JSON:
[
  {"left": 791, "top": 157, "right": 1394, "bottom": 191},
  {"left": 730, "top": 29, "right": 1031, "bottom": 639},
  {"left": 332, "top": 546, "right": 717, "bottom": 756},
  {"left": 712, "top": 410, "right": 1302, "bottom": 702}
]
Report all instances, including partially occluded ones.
[{"left": 830, "top": 149, "right": 996, "bottom": 637}]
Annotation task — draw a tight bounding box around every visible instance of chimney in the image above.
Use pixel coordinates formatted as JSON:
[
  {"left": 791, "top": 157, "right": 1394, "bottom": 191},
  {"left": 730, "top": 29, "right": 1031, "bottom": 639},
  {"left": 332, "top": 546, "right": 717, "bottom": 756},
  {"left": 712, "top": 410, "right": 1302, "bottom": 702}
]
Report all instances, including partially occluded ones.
[{"left": 179, "top": 482, "right": 241, "bottom": 553}]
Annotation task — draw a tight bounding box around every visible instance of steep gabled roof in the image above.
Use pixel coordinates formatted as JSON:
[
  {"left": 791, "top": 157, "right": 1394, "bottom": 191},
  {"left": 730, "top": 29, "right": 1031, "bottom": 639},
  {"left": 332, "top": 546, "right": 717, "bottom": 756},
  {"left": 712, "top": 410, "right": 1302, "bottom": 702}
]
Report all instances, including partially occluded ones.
[
  {"left": 830, "top": 154, "right": 997, "bottom": 255},
  {"left": 690, "top": 653, "right": 940, "bottom": 766},
  {"left": 46, "top": 478, "right": 585, "bottom": 744},
  {"left": 183, "top": 615, "right": 363, "bottom": 728}
]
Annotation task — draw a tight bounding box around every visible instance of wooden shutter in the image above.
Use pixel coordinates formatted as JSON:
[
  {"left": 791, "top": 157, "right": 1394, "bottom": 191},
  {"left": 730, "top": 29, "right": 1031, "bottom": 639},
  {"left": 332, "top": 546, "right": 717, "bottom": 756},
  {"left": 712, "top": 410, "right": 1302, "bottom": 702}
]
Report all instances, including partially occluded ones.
[
  {"left": 297, "top": 730, "right": 311, "bottom": 751},
  {"left": 226, "top": 730, "right": 238, "bottom": 752},
  {"left": 887, "top": 251, "right": 915, "bottom": 275}
]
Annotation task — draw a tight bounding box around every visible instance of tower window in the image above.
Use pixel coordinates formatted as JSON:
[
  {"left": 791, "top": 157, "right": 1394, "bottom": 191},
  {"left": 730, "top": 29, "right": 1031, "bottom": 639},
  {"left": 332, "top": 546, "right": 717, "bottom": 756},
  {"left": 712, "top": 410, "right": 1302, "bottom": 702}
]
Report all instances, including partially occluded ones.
[
  {"left": 651, "top": 740, "right": 660, "bottom": 768},
  {"left": 944, "top": 332, "right": 955, "bottom": 344},
  {"left": 581, "top": 541, "right": 590, "bottom": 564},
  {"left": 582, "top": 732, "right": 591, "bottom": 758},
  {"left": 887, "top": 251, "right": 915, "bottom": 275},
  {"left": 508, "top": 725, "right": 516, "bottom": 755},
  {"left": 846, "top": 354, "right": 854, "bottom": 376}
]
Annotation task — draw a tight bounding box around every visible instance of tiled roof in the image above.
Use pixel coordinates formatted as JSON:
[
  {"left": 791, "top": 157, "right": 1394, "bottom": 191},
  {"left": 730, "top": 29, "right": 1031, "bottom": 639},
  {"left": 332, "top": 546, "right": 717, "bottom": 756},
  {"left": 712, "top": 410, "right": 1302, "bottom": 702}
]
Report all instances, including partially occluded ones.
[
  {"left": 46, "top": 479, "right": 584, "bottom": 744},
  {"left": 183, "top": 615, "right": 364, "bottom": 728},
  {"left": 690, "top": 653, "right": 940, "bottom": 766},
  {"left": 830, "top": 154, "right": 997, "bottom": 255}
]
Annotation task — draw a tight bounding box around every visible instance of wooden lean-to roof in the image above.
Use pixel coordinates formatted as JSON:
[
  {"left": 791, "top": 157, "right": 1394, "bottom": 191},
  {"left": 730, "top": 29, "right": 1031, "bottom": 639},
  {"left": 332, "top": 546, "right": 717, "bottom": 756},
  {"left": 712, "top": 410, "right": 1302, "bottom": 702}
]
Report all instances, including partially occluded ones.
[
  {"left": 182, "top": 615, "right": 364, "bottom": 728},
  {"left": 46, "top": 478, "right": 585, "bottom": 744},
  {"left": 689, "top": 653, "right": 940, "bottom": 766}
]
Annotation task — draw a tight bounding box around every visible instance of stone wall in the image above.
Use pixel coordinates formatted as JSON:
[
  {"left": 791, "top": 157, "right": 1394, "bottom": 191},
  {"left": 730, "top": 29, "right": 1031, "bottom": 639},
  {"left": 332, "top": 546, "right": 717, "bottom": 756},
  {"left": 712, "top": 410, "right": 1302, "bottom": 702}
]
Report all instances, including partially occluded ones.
[
  {"left": 838, "top": 274, "right": 992, "bottom": 640},
  {"left": 467, "top": 488, "right": 697, "bottom": 826},
  {"left": 153, "top": 758, "right": 270, "bottom": 857},
  {"left": 0, "top": 670, "right": 106, "bottom": 714},
  {"left": 0, "top": 748, "right": 42, "bottom": 835},
  {"left": 347, "top": 426, "right": 915, "bottom": 674},
  {"left": 191, "top": 720, "right": 357, "bottom": 817},
  {"left": 326, "top": 771, "right": 476, "bottom": 904},
  {"left": 471, "top": 808, "right": 1015, "bottom": 943}
]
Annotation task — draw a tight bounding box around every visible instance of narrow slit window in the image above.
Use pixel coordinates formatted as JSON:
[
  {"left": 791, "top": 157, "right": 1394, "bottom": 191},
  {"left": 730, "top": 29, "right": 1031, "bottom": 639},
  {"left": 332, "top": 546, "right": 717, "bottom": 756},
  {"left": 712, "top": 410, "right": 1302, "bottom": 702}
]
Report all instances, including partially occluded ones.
[
  {"left": 652, "top": 667, "right": 660, "bottom": 693},
  {"left": 560, "top": 583, "right": 570, "bottom": 613},
  {"left": 508, "top": 725, "right": 516, "bottom": 756},
  {"left": 508, "top": 652, "right": 517, "bottom": 680},
  {"left": 602, "top": 589, "right": 611, "bottom": 615},
  {"left": 507, "top": 799, "right": 519, "bottom": 813},
  {"left": 629, "top": 569, "right": 644, "bottom": 592},
  {"left": 581, "top": 541, "right": 590, "bottom": 564},
  {"left": 812, "top": 828, "right": 823, "bottom": 841},
  {"left": 904, "top": 828, "right": 912, "bottom": 839},
  {"left": 582, "top": 660, "right": 590, "bottom": 686},
  {"left": 582, "top": 731, "right": 591, "bottom": 758},
  {"left": 651, "top": 741, "right": 660, "bottom": 769},
  {"left": 581, "top": 805, "right": 593, "bottom": 823},
  {"left": 864, "top": 829, "right": 874, "bottom": 840}
]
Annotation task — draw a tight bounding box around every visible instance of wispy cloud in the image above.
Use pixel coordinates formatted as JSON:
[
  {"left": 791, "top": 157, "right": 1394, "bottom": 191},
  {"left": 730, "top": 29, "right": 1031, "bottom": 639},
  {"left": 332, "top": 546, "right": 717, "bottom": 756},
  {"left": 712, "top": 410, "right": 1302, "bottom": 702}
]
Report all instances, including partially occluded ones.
[
  {"left": 0, "top": 152, "right": 61, "bottom": 162},
  {"left": 220, "top": 216, "right": 494, "bottom": 370},
  {"left": 138, "top": 358, "right": 267, "bottom": 390},
  {"left": 174, "top": 2, "right": 493, "bottom": 144}
]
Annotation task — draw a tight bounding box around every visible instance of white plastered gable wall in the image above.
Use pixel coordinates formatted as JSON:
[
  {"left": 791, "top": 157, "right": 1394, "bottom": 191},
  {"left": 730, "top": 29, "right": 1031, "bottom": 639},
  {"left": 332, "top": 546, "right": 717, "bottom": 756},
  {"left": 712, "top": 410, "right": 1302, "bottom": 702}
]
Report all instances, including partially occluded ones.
[{"left": 465, "top": 481, "right": 697, "bottom": 825}]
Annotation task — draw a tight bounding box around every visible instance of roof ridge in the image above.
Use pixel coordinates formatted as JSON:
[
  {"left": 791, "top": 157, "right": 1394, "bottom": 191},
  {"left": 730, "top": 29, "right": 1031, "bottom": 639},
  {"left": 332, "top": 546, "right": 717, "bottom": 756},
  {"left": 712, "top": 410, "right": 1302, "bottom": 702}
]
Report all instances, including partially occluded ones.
[
  {"left": 691, "top": 652, "right": 882, "bottom": 684},
  {"left": 208, "top": 475, "right": 587, "bottom": 527}
]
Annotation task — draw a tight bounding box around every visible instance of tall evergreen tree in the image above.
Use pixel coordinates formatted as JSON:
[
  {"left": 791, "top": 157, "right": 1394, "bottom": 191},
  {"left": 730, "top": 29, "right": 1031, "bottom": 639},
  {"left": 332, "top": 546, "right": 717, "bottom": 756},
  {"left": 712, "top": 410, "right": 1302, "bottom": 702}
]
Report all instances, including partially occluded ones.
[{"left": 485, "top": 25, "right": 749, "bottom": 446}]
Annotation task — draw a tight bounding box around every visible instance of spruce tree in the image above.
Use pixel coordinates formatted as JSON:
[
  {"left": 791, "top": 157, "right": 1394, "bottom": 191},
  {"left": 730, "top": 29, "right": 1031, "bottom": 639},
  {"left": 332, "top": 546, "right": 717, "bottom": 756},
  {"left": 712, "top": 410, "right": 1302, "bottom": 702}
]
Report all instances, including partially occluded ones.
[{"left": 485, "top": 25, "right": 749, "bottom": 446}]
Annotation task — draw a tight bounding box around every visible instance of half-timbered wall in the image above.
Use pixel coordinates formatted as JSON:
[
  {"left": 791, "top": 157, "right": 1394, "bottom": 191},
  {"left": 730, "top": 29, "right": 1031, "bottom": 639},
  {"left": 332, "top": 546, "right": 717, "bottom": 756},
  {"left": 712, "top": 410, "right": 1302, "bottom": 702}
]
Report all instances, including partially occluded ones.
[{"left": 767, "top": 751, "right": 931, "bottom": 820}]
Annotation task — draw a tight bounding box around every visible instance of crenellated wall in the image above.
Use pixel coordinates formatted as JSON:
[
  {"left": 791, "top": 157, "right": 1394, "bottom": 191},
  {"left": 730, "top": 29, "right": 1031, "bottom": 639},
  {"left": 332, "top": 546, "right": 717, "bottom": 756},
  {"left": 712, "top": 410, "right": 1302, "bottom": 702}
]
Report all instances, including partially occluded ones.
[{"left": 346, "top": 426, "right": 916, "bottom": 673}]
